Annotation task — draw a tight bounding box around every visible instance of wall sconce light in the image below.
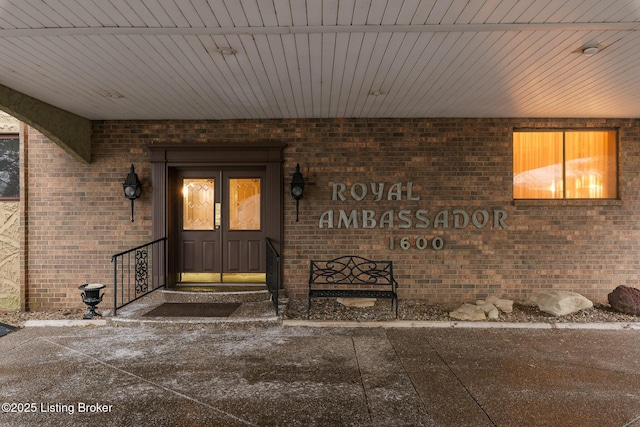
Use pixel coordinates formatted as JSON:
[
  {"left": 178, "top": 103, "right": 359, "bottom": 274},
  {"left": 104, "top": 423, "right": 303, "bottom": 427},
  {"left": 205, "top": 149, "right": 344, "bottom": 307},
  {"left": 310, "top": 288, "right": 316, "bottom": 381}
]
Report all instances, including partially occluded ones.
[
  {"left": 290, "top": 163, "right": 304, "bottom": 222},
  {"left": 123, "top": 164, "right": 142, "bottom": 222}
]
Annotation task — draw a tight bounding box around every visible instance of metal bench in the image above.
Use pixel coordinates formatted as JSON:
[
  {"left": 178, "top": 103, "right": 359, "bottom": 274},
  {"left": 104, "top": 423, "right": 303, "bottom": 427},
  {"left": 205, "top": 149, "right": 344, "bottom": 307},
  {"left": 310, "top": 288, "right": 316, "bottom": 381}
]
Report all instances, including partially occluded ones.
[{"left": 308, "top": 256, "right": 399, "bottom": 319}]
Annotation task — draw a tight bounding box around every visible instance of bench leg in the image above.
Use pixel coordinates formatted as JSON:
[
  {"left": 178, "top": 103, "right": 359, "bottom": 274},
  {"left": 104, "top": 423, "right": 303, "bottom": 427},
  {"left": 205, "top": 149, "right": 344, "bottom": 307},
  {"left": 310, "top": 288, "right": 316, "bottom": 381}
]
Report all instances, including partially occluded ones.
[{"left": 308, "top": 297, "right": 311, "bottom": 319}]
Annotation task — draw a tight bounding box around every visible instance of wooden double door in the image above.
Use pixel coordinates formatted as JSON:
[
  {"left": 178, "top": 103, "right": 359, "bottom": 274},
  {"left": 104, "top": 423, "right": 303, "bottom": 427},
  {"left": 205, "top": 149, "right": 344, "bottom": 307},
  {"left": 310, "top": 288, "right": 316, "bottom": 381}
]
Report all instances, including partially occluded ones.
[{"left": 176, "top": 168, "right": 266, "bottom": 283}]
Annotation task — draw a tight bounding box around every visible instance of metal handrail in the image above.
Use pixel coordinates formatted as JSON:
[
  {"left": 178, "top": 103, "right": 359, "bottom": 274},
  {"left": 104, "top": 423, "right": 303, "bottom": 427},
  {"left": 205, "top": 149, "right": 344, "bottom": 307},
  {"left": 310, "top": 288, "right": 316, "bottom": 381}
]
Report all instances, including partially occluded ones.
[
  {"left": 111, "top": 237, "right": 167, "bottom": 316},
  {"left": 265, "top": 237, "right": 280, "bottom": 315},
  {"left": 111, "top": 238, "right": 167, "bottom": 259}
]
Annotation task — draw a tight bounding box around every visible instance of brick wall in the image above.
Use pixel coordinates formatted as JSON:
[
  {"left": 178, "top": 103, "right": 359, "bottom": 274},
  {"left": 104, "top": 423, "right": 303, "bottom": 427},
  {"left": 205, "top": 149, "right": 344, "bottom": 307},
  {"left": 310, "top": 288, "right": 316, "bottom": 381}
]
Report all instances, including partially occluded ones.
[
  {"left": 283, "top": 118, "right": 640, "bottom": 303},
  {"left": 24, "top": 118, "right": 640, "bottom": 310},
  {"left": 25, "top": 125, "right": 153, "bottom": 310}
]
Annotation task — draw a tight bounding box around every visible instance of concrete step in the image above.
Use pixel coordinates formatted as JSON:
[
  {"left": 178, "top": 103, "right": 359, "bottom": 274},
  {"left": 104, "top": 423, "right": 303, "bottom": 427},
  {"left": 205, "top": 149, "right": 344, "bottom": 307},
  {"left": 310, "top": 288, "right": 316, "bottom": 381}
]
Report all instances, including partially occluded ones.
[
  {"left": 163, "top": 285, "right": 271, "bottom": 303},
  {"left": 109, "top": 285, "right": 287, "bottom": 327},
  {"left": 110, "top": 300, "right": 282, "bottom": 327}
]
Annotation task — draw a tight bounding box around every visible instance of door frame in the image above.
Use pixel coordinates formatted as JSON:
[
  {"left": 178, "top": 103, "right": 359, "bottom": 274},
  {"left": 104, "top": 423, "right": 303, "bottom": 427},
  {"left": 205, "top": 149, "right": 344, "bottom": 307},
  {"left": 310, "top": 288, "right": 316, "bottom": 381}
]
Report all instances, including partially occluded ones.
[
  {"left": 150, "top": 143, "right": 286, "bottom": 288},
  {"left": 176, "top": 167, "right": 267, "bottom": 282}
]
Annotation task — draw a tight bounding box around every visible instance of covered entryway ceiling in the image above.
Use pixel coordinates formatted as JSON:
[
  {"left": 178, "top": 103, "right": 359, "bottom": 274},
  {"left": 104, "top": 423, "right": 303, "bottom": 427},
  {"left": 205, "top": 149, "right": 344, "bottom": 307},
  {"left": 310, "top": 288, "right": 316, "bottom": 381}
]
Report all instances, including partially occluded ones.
[{"left": 1, "top": 0, "right": 640, "bottom": 121}]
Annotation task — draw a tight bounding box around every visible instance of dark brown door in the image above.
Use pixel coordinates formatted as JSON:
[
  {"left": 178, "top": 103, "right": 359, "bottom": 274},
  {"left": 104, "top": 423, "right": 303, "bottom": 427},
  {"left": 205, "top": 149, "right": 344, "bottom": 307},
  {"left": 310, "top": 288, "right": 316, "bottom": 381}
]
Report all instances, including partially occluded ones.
[{"left": 178, "top": 168, "right": 265, "bottom": 283}]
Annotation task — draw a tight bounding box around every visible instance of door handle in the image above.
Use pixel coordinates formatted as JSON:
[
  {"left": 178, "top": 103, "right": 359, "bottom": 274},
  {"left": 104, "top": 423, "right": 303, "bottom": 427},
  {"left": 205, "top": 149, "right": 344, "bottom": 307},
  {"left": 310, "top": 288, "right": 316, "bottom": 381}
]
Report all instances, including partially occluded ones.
[{"left": 214, "top": 203, "right": 221, "bottom": 230}]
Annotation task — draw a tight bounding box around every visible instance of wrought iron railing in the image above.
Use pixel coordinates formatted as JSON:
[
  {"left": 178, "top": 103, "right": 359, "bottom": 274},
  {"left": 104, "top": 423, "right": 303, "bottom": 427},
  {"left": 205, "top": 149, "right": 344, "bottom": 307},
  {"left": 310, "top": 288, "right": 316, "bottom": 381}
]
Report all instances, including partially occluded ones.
[
  {"left": 111, "top": 237, "right": 167, "bottom": 316},
  {"left": 265, "top": 238, "right": 280, "bottom": 315}
]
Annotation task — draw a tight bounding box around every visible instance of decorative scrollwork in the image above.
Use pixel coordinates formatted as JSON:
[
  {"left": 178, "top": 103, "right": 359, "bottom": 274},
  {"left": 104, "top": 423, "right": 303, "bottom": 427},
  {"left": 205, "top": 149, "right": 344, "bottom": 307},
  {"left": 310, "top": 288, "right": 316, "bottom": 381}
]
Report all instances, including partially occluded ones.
[
  {"left": 135, "top": 249, "right": 149, "bottom": 294},
  {"left": 310, "top": 256, "right": 394, "bottom": 285}
]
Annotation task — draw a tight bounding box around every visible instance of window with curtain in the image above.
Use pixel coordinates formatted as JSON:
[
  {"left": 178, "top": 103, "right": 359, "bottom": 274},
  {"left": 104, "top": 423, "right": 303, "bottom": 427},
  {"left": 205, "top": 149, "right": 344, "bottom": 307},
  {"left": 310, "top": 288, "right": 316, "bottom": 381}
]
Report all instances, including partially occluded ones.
[
  {"left": 513, "top": 130, "right": 617, "bottom": 199},
  {"left": 0, "top": 134, "right": 19, "bottom": 199}
]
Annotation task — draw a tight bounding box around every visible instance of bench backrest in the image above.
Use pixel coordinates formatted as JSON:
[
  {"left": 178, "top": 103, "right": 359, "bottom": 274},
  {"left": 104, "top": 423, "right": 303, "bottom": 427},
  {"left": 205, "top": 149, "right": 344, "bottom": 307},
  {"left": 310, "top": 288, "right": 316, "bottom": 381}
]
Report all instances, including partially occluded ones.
[{"left": 309, "top": 256, "right": 396, "bottom": 286}]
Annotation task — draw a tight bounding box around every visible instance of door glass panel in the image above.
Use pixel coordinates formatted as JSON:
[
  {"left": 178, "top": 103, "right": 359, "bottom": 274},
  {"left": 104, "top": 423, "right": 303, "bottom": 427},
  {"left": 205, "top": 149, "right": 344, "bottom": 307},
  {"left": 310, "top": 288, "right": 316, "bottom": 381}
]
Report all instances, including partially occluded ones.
[
  {"left": 229, "top": 178, "right": 261, "bottom": 230},
  {"left": 183, "top": 178, "right": 215, "bottom": 230}
]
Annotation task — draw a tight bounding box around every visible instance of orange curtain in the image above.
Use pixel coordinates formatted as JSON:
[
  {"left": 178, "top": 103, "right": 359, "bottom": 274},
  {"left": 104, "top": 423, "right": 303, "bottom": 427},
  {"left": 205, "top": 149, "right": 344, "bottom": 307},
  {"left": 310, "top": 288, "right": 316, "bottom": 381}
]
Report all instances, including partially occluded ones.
[
  {"left": 514, "top": 131, "right": 616, "bottom": 199},
  {"left": 513, "top": 132, "right": 563, "bottom": 199},
  {"left": 564, "top": 131, "right": 616, "bottom": 199}
]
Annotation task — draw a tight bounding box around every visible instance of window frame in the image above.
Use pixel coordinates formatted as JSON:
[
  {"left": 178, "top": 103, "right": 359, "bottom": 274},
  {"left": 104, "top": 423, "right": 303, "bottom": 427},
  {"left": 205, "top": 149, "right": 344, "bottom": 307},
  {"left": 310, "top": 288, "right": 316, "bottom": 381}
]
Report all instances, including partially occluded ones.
[{"left": 513, "top": 128, "right": 619, "bottom": 201}]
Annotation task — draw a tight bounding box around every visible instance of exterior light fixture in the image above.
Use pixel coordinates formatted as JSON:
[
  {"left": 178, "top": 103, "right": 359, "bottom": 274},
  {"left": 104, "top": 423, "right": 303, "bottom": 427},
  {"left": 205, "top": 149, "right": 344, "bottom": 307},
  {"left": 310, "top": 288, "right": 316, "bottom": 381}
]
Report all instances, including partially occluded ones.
[
  {"left": 123, "top": 164, "right": 142, "bottom": 222},
  {"left": 582, "top": 45, "right": 599, "bottom": 55},
  {"left": 290, "top": 164, "right": 304, "bottom": 222},
  {"left": 216, "top": 47, "right": 237, "bottom": 56},
  {"left": 105, "top": 91, "right": 125, "bottom": 99}
]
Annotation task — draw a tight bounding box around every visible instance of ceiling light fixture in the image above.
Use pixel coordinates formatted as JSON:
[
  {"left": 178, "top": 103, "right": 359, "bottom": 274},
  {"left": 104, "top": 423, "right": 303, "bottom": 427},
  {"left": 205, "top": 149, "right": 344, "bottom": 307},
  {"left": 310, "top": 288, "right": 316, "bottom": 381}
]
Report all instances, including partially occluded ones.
[
  {"left": 216, "top": 47, "right": 237, "bottom": 56},
  {"left": 582, "top": 45, "right": 599, "bottom": 55},
  {"left": 105, "top": 91, "right": 125, "bottom": 99},
  {"left": 369, "top": 90, "right": 385, "bottom": 96}
]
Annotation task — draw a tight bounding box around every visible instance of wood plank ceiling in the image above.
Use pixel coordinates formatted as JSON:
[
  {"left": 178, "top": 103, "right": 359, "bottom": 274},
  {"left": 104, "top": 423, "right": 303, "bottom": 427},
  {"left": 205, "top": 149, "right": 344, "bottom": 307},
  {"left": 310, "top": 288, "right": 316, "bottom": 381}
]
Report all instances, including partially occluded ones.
[{"left": 1, "top": 0, "right": 640, "bottom": 120}]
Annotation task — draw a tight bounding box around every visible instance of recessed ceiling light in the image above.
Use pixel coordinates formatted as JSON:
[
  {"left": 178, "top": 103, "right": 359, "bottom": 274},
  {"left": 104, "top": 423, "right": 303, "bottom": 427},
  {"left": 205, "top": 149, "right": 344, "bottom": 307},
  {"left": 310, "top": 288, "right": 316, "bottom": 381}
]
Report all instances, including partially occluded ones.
[
  {"left": 582, "top": 45, "right": 599, "bottom": 55},
  {"left": 105, "top": 91, "right": 124, "bottom": 99},
  {"left": 216, "top": 47, "right": 237, "bottom": 56},
  {"left": 369, "top": 90, "right": 385, "bottom": 96}
]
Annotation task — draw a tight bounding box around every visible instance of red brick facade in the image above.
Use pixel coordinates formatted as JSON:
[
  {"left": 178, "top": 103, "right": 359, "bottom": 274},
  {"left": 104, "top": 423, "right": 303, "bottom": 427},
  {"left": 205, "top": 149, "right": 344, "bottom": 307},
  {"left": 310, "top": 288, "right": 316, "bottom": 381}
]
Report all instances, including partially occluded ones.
[{"left": 22, "top": 118, "right": 640, "bottom": 310}]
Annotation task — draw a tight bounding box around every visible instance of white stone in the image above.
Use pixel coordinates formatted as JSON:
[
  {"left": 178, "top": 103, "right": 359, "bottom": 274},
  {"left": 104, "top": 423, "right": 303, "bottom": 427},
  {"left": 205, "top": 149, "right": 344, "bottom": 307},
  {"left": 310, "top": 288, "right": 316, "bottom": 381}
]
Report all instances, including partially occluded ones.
[
  {"left": 449, "top": 303, "right": 486, "bottom": 321},
  {"left": 528, "top": 290, "right": 593, "bottom": 316},
  {"left": 486, "top": 296, "right": 514, "bottom": 313},
  {"left": 477, "top": 302, "right": 500, "bottom": 320},
  {"left": 487, "top": 308, "right": 500, "bottom": 320},
  {"left": 476, "top": 302, "right": 495, "bottom": 313},
  {"left": 336, "top": 298, "right": 376, "bottom": 308}
]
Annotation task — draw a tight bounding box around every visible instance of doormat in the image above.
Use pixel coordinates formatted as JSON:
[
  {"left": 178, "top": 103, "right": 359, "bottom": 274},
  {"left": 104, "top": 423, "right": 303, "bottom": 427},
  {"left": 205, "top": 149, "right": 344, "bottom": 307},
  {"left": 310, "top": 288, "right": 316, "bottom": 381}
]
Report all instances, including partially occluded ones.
[{"left": 143, "top": 303, "right": 241, "bottom": 318}]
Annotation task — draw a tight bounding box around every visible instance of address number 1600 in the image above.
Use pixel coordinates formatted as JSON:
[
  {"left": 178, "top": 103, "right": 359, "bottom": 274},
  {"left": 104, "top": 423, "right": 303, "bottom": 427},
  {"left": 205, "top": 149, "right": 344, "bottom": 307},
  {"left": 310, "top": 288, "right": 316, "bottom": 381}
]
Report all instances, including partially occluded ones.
[{"left": 390, "top": 236, "right": 444, "bottom": 251}]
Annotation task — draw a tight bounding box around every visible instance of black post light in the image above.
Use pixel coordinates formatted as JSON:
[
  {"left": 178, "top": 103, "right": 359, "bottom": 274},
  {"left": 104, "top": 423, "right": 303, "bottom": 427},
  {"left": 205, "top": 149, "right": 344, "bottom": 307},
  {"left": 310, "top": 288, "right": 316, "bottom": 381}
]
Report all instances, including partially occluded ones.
[
  {"left": 290, "top": 163, "right": 304, "bottom": 222},
  {"left": 123, "top": 164, "right": 142, "bottom": 222}
]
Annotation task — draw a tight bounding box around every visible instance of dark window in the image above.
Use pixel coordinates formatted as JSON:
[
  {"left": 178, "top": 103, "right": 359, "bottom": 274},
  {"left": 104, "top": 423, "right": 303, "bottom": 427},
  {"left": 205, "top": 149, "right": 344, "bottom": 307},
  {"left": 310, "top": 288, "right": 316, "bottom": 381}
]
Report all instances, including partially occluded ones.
[{"left": 0, "top": 134, "right": 19, "bottom": 199}]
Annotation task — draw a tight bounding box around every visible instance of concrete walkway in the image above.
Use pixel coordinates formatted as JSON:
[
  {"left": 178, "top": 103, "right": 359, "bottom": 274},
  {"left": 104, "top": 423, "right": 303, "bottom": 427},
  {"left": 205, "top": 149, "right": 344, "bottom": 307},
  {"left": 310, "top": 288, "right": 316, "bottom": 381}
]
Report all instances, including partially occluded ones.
[{"left": 0, "top": 323, "right": 639, "bottom": 426}]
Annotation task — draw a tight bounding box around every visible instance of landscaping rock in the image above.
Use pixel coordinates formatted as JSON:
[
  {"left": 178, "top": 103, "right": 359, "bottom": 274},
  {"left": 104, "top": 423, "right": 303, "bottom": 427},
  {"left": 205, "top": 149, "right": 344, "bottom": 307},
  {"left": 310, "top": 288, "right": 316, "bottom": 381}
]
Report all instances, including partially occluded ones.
[
  {"left": 336, "top": 298, "right": 376, "bottom": 308},
  {"left": 528, "top": 290, "right": 593, "bottom": 316},
  {"left": 476, "top": 302, "right": 500, "bottom": 320},
  {"left": 608, "top": 285, "right": 640, "bottom": 316},
  {"left": 449, "top": 303, "right": 486, "bottom": 321},
  {"left": 486, "top": 296, "right": 514, "bottom": 313}
]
